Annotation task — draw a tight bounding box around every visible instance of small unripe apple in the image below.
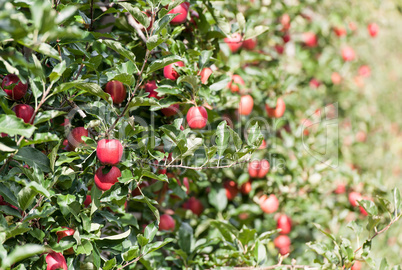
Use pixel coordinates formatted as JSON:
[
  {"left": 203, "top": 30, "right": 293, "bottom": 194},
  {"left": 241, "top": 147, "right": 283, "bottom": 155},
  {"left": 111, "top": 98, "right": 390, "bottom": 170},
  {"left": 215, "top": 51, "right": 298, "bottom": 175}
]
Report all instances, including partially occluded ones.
[
  {"left": 265, "top": 98, "right": 286, "bottom": 118},
  {"left": 240, "top": 181, "right": 252, "bottom": 195},
  {"left": 145, "top": 80, "right": 160, "bottom": 99},
  {"left": 224, "top": 33, "right": 243, "bottom": 53},
  {"left": 159, "top": 214, "right": 175, "bottom": 231},
  {"left": 161, "top": 104, "right": 180, "bottom": 116},
  {"left": 342, "top": 46, "right": 355, "bottom": 61},
  {"left": 96, "top": 139, "right": 124, "bottom": 165},
  {"left": 367, "top": 23, "right": 379, "bottom": 37},
  {"left": 187, "top": 106, "right": 208, "bottom": 129},
  {"left": 183, "top": 196, "right": 203, "bottom": 215},
  {"left": 199, "top": 67, "right": 212, "bottom": 84},
  {"left": 13, "top": 104, "right": 34, "bottom": 124},
  {"left": 242, "top": 38, "right": 257, "bottom": 50},
  {"left": 224, "top": 180, "right": 238, "bottom": 200},
  {"left": 351, "top": 261, "right": 362, "bottom": 270},
  {"left": 280, "top": 14, "right": 291, "bottom": 31},
  {"left": 274, "top": 235, "right": 291, "bottom": 250},
  {"left": 309, "top": 78, "right": 321, "bottom": 89},
  {"left": 331, "top": 72, "right": 342, "bottom": 85},
  {"left": 163, "top": 61, "right": 185, "bottom": 80},
  {"left": 238, "top": 95, "right": 254, "bottom": 116},
  {"left": 46, "top": 252, "right": 68, "bottom": 270},
  {"left": 168, "top": 2, "right": 189, "bottom": 24},
  {"left": 1, "top": 74, "right": 28, "bottom": 100},
  {"left": 104, "top": 80, "right": 127, "bottom": 104},
  {"left": 358, "top": 65, "right": 371, "bottom": 77},
  {"left": 302, "top": 32, "right": 317, "bottom": 47},
  {"left": 277, "top": 214, "right": 292, "bottom": 234},
  {"left": 248, "top": 159, "right": 270, "bottom": 178},
  {"left": 348, "top": 191, "right": 362, "bottom": 207},
  {"left": 94, "top": 166, "right": 121, "bottom": 191},
  {"left": 259, "top": 194, "right": 279, "bottom": 214},
  {"left": 227, "top": 74, "right": 245, "bottom": 93},
  {"left": 333, "top": 26, "right": 347, "bottom": 37},
  {"left": 67, "top": 127, "right": 88, "bottom": 150}
]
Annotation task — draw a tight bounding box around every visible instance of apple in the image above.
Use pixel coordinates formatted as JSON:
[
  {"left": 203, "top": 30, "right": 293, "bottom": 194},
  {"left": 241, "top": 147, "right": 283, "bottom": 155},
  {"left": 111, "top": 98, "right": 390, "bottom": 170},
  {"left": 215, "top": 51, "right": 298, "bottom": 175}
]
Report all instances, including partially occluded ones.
[
  {"left": 242, "top": 38, "right": 257, "bottom": 50},
  {"left": 238, "top": 95, "right": 254, "bottom": 116},
  {"left": 228, "top": 74, "right": 245, "bottom": 93},
  {"left": 349, "top": 21, "right": 358, "bottom": 31},
  {"left": 302, "top": 32, "right": 317, "bottom": 47},
  {"left": 168, "top": 2, "right": 189, "bottom": 24},
  {"left": 280, "top": 14, "right": 291, "bottom": 31},
  {"left": 224, "top": 33, "right": 243, "bottom": 53},
  {"left": 161, "top": 104, "right": 180, "bottom": 116},
  {"left": 183, "top": 196, "right": 203, "bottom": 215},
  {"left": 104, "top": 80, "right": 127, "bottom": 104},
  {"left": 309, "top": 78, "right": 321, "bottom": 89},
  {"left": 224, "top": 180, "right": 238, "bottom": 200},
  {"left": 351, "top": 261, "right": 361, "bottom": 270},
  {"left": 342, "top": 46, "right": 355, "bottom": 61},
  {"left": 358, "top": 65, "right": 370, "bottom": 77},
  {"left": 356, "top": 131, "right": 367, "bottom": 142},
  {"left": 277, "top": 214, "right": 292, "bottom": 234},
  {"left": 367, "top": 23, "right": 379, "bottom": 37},
  {"left": 259, "top": 194, "right": 279, "bottom": 214},
  {"left": 132, "top": 181, "right": 150, "bottom": 196},
  {"left": 178, "top": 177, "right": 190, "bottom": 194},
  {"left": 359, "top": 197, "right": 371, "bottom": 216},
  {"left": 300, "top": 118, "right": 313, "bottom": 136},
  {"left": 199, "top": 67, "right": 212, "bottom": 84},
  {"left": 265, "top": 98, "right": 286, "bottom": 118},
  {"left": 240, "top": 181, "right": 252, "bottom": 195},
  {"left": 94, "top": 166, "right": 121, "bottom": 191},
  {"left": 334, "top": 183, "right": 346, "bottom": 194},
  {"left": 259, "top": 139, "right": 266, "bottom": 149},
  {"left": 56, "top": 226, "right": 75, "bottom": 242},
  {"left": 248, "top": 159, "right": 270, "bottom": 178},
  {"left": 1, "top": 74, "right": 28, "bottom": 100},
  {"left": 67, "top": 127, "right": 88, "bottom": 150},
  {"left": 145, "top": 80, "right": 160, "bottom": 99},
  {"left": 348, "top": 191, "right": 362, "bottom": 207},
  {"left": 163, "top": 61, "right": 185, "bottom": 80},
  {"left": 275, "top": 45, "right": 284, "bottom": 54},
  {"left": 159, "top": 214, "right": 175, "bottom": 231},
  {"left": 274, "top": 235, "right": 291, "bottom": 255},
  {"left": 13, "top": 104, "right": 34, "bottom": 124},
  {"left": 282, "top": 33, "right": 291, "bottom": 43},
  {"left": 331, "top": 72, "right": 342, "bottom": 85},
  {"left": 333, "top": 26, "right": 347, "bottom": 37},
  {"left": 83, "top": 195, "right": 92, "bottom": 207},
  {"left": 187, "top": 106, "right": 208, "bottom": 129},
  {"left": 46, "top": 252, "right": 68, "bottom": 270},
  {"left": 96, "top": 139, "right": 124, "bottom": 165}
]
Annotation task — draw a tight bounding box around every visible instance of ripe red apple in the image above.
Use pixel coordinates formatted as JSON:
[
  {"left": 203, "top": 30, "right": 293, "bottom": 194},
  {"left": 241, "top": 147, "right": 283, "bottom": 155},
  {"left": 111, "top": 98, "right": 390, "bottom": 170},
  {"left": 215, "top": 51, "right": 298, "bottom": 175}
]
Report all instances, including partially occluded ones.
[
  {"left": 161, "top": 104, "right": 180, "bottom": 116},
  {"left": 199, "top": 67, "right": 212, "bottom": 84},
  {"left": 334, "top": 183, "right": 346, "bottom": 194},
  {"left": 302, "top": 32, "right": 317, "bottom": 47},
  {"left": 349, "top": 21, "right": 358, "bottom": 31},
  {"left": 367, "top": 23, "right": 379, "bottom": 37},
  {"left": 238, "top": 95, "right": 254, "bottom": 116},
  {"left": 342, "top": 46, "right": 355, "bottom": 61},
  {"left": 46, "top": 252, "right": 68, "bottom": 270},
  {"left": 309, "top": 78, "right": 321, "bottom": 89},
  {"left": 300, "top": 118, "right": 313, "bottom": 136},
  {"left": 168, "top": 2, "right": 189, "bottom": 24},
  {"left": 67, "top": 127, "right": 88, "bottom": 150},
  {"left": 96, "top": 139, "right": 124, "bottom": 165},
  {"left": 104, "top": 80, "right": 127, "bottom": 104},
  {"left": 259, "top": 194, "right": 279, "bottom": 214},
  {"left": 259, "top": 139, "right": 267, "bottom": 149},
  {"left": 56, "top": 226, "right": 75, "bottom": 242},
  {"left": 224, "top": 33, "right": 243, "bottom": 53},
  {"left": 83, "top": 195, "right": 92, "bottom": 207},
  {"left": 159, "top": 214, "right": 175, "bottom": 231},
  {"left": 1, "top": 74, "right": 28, "bottom": 100},
  {"left": 242, "top": 38, "right": 257, "bottom": 50},
  {"left": 248, "top": 159, "right": 270, "bottom": 178},
  {"left": 358, "top": 65, "right": 371, "bottom": 77},
  {"left": 224, "top": 180, "right": 238, "bottom": 200},
  {"left": 145, "top": 80, "right": 160, "bottom": 99},
  {"left": 351, "top": 261, "right": 361, "bottom": 270},
  {"left": 348, "top": 191, "right": 362, "bottom": 207},
  {"left": 277, "top": 214, "right": 292, "bottom": 234},
  {"left": 274, "top": 235, "right": 291, "bottom": 255},
  {"left": 333, "top": 26, "right": 347, "bottom": 37},
  {"left": 132, "top": 181, "right": 150, "bottom": 196},
  {"left": 94, "top": 166, "right": 121, "bottom": 191},
  {"left": 177, "top": 177, "right": 190, "bottom": 194},
  {"left": 240, "top": 181, "right": 252, "bottom": 195},
  {"left": 187, "top": 106, "right": 208, "bottom": 129},
  {"left": 265, "top": 98, "right": 286, "bottom": 118},
  {"left": 227, "top": 74, "right": 245, "bottom": 93},
  {"left": 163, "top": 61, "right": 185, "bottom": 80},
  {"left": 13, "top": 104, "right": 34, "bottom": 124},
  {"left": 356, "top": 131, "right": 367, "bottom": 142},
  {"left": 280, "top": 14, "right": 291, "bottom": 31},
  {"left": 183, "top": 197, "right": 203, "bottom": 215},
  {"left": 331, "top": 72, "right": 342, "bottom": 85},
  {"left": 282, "top": 33, "right": 291, "bottom": 43}
]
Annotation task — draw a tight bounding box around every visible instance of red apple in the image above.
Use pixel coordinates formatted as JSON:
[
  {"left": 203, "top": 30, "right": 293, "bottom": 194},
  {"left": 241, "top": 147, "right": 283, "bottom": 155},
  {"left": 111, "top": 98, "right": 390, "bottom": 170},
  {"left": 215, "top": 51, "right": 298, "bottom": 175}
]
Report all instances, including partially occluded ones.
[
  {"left": 224, "top": 33, "right": 243, "bottom": 53},
  {"left": 187, "top": 106, "right": 208, "bottom": 129},
  {"left": 367, "top": 23, "right": 379, "bottom": 37},
  {"left": 334, "top": 183, "right": 346, "bottom": 194},
  {"left": 96, "top": 139, "right": 124, "bottom": 165},
  {"left": 331, "top": 72, "right": 342, "bottom": 85},
  {"left": 145, "top": 80, "right": 160, "bottom": 99},
  {"left": 265, "top": 98, "right": 286, "bottom": 118},
  {"left": 300, "top": 118, "right": 313, "bottom": 136},
  {"left": 132, "top": 181, "right": 150, "bottom": 196},
  {"left": 56, "top": 226, "right": 75, "bottom": 242},
  {"left": 46, "top": 252, "right": 68, "bottom": 270},
  {"left": 224, "top": 180, "right": 238, "bottom": 200},
  {"left": 280, "top": 14, "right": 291, "bottom": 31},
  {"left": 177, "top": 177, "right": 190, "bottom": 194},
  {"left": 333, "top": 26, "right": 347, "bottom": 37},
  {"left": 277, "top": 214, "right": 292, "bottom": 234},
  {"left": 199, "top": 67, "right": 212, "bottom": 84},
  {"left": 275, "top": 45, "right": 284, "bottom": 54},
  {"left": 240, "top": 181, "right": 252, "bottom": 195},
  {"left": 238, "top": 95, "right": 254, "bottom": 116},
  {"left": 13, "top": 104, "right": 34, "bottom": 124},
  {"left": 351, "top": 261, "right": 361, "bottom": 270},
  {"left": 227, "top": 74, "right": 245, "bottom": 93},
  {"left": 159, "top": 214, "right": 175, "bottom": 231},
  {"left": 309, "top": 78, "right": 321, "bottom": 89},
  {"left": 302, "top": 32, "right": 317, "bottom": 47},
  {"left": 183, "top": 196, "right": 203, "bottom": 215},
  {"left": 259, "top": 139, "right": 267, "bottom": 149},
  {"left": 282, "top": 33, "right": 291, "bottom": 43},
  {"left": 104, "top": 80, "right": 127, "bottom": 104},
  {"left": 342, "top": 46, "right": 355, "bottom": 61},
  {"left": 83, "top": 195, "right": 92, "bottom": 207},
  {"left": 163, "top": 61, "right": 185, "bottom": 80},
  {"left": 168, "top": 2, "right": 189, "bottom": 24},
  {"left": 242, "top": 38, "right": 257, "bottom": 50},
  {"left": 94, "top": 166, "right": 121, "bottom": 191},
  {"left": 349, "top": 21, "right": 358, "bottom": 31},
  {"left": 248, "top": 159, "right": 270, "bottom": 178},
  {"left": 358, "top": 65, "right": 371, "bottom": 77},
  {"left": 354, "top": 76, "right": 364, "bottom": 88},
  {"left": 348, "top": 191, "right": 362, "bottom": 207},
  {"left": 274, "top": 235, "right": 291, "bottom": 255},
  {"left": 161, "top": 104, "right": 180, "bottom": 116},
  {"left": 356, "top": 131, "right": 367, "bottom": 142},
  {"left": 1, "top": 74, "right": 28, "bottom": 100},
  {"left": 259, "top": 194, "right": 279, "bottom": 214},
  {"left": 67, "top": 127, "right": 88, "bottom": 150}
]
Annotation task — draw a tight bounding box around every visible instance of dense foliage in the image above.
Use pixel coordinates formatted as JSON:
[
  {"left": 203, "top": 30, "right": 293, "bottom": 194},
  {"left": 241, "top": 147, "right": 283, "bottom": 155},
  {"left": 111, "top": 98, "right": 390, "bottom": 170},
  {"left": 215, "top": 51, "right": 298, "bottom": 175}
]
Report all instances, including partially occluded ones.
[{"left": 0, "top": 0, "right": 401, "bottom": 269}]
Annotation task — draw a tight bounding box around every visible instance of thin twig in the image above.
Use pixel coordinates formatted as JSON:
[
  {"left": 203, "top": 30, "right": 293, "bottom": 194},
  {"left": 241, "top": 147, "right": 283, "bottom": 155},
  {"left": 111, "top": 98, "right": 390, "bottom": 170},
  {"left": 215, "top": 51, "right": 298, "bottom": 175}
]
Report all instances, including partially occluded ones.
[
  {"left": 148, "top": 159, "right": 250, "bottom": 171},
  {"left": 125, "top": 12, "right": 148, "bottom": 43},
  {"left": 90, "top": 0, "right": 94, "bottom": 31},
  {"left": 117, "top": 254, "right": 144, "bottom": 270}
]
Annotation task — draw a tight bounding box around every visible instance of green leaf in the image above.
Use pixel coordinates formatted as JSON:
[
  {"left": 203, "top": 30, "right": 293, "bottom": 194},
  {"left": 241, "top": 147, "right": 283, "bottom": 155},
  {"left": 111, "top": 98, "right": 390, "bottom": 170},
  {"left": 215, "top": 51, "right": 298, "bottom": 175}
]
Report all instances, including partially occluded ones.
[
  {"left": 178, "top": 223, "right": 193, "bottom": 253},
  {"left": 147, "top": 35, "right": 164, "bottom": 50},
  {"left": 393, "top": 187, "right": 401, "bottom": 217},
  {"left": 20, "top": 132, "right": 60, "bottom": 147},
  {"left": 100, "top": 229, "right": 131, "bottom": 240},
  {"left": 210, "top": 220, "right": 238, "bottom": 242},
  {"left": 0, "top": 115, "right": 36, "bottom": 138},
  {"left": 208, "top": 186, "right": 227, "bottom": 212},
  {"left": 76, "top": 82, "right": 112, "bottom": 103},
  {"left": 34, "top": 110, "right": 66, "bottom": 125},
  {"left": 359, "top": 200, "right": 378, "bottom": 216},
  {"left": 119, "top": 2, "right": 150, "bottom": 28},
  {"left": 247, "top": 122, "right": 262, "bottom": 146},
  {"left": 147, "top": 55, "right": 183, "bottom": 74},
  {"left": 236, "top": 13, "right": 246, "bottom": 31},
  {"left": 199, "top": 50, "right": 213, "bottom": 69},
  {"left": 215, "top": 121, "right": 229, "bottom": 158},
  {"left": 1, "top": 244, "right": 45, "bottom": 269},
  {"left": 49, "top": 60, "right": 66, "bottom": 83},
  {"left": 76, "top": 239, "right": 93, "bottom": 255},
  {"left": 143, "top": 238, "right": 173, "bottom": 255},
  {"left": 209, "top": 77, "right": 231, "bottom": 91},
  {"left": 17, "top": 186, "right": 37, "bottom": 211},
  {"left": 144, "top": 222, "right": 158, "bottom": 243},
  {"left": 49, "top": 140, "right": 61, "bottom": 172},
  {"left": 243, "top": 25, "right": 269, "bottom": 40},
  {"left": 14, "top": 147, "right": 51, "bottom": 172},
  {"left": 238, "top": 227, "right": 256, "bottom": 246},
  {"left": 99, "top": 39, "right": 137, "bottom": 65}
]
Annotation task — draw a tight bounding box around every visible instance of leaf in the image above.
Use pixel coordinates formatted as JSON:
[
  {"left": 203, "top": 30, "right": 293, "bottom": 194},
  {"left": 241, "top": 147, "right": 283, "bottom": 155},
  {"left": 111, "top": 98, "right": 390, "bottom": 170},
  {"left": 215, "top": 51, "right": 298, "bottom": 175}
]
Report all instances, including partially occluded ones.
[
  {"left": 199, "top": 50, "right": 213, "bottom": 69},
  {"left": 14, "top": 147, "right": 51, "bottom": 172},
  {"left": 1, "top": 244, "right": 45, "bottom": 269},
  {"left": 76, "top": 239, "right": 93, "bottom": 255},
  {"left": 210, "top": 220, "right": 238, "bottom": 242},
  {"left": 147, "top": 55, "right": 183, "bottom": 74},
  {"left": 238, "top": 227, "right": 256, "bottom": 246},
  {"left": 243, "top": 25, "right": 269, "bottom": 40},
  {"left": 215, "top": 121, "right": 229, "bottom": 158},
  {"left": 0, "top": 142, "right": 15, "bottom": 152},
  {"left": 34, "top": 110, "right": 66, "bottom": 125},
  {"left": 178, "top": 223, "right": 193, "bottom": 253},
  {"left": 247, "top": 122, "right": 262, "bottom": 146},
  {"left": 153, "top": 14, "right": 178, "bottom": 34},
  {"left": 393, "top": 187, "right": 401, "bottom": 217},
  {"left": 359, "top": 200, "right": 378, "bottom": 216},
  {"left": 147, "top": 35, "right": 164, "bottom": 50},
  {"left": 0, "top": 115, "right": 36, "bottom": 138},
  {"left": 20, "top": 132, "right": 60, "bottom": 147},
  {"left": 49, "top": 60, "right": 66, "bottom": 83},
  {"left": 119, "top": 2, "right": 150, "bottom": 28},
  {"left": 143, "top": 238, "right": 173, "bottom": 255},
  {"left": 75, "top": 82, "right": 112, "bottom": 103},
  {"left": 49, "top": 140, "right": 61, "bottom": 172},
  {"left": 144, "top": 222, "right": 158, "bottom": 243},
  {"left": 208, "top": 186, "right": 227, "bottom": 212},
  {"left": 99, "top": 39, "right": 137, "bottom": 65},
  {"left": 236, "top": 13, "right": 246, "bottom": 31},
  {"left": 209, "top": 77, "right": 231, "bottom": 91},
  {"left": 17, "top": 186, "right": 37, "bottom": 211}
]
